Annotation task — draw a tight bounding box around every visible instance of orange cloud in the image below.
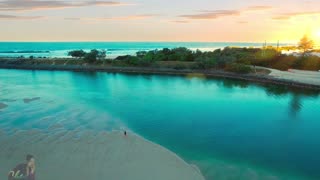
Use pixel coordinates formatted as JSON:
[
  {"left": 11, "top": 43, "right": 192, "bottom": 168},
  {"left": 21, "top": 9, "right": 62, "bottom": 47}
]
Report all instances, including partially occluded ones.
[
  {"left": 246, "top": 6, "right": 273, "bottom": 11},
  {"left": 97, "top": 14, "right": 155, "bottom": 20},
  {"left": 67, "top": 14, "right": 157, "bottom": 21},
  {"left": 171, "top": 20, "right": 190, "bottom": 24},
  {"left": 180, "top": 10, "right": 240, "bottom": 20},
  {"left": 179, "top": 5, "right": 272, "bottom": 20},
  {"left": 272, "top": 11, "right": 320, "bottom": 20},
  {"left": 0, "top": 0, "right": 130, "bottom": 11},
  {"left": 237, "top": 21, "right": 248, "bottom": 24}
]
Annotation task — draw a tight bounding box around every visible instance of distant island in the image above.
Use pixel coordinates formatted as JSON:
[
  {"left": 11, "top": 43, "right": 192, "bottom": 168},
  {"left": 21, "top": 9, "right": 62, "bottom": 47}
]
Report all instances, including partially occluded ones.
[{"left": 1, "top": 37, "right": 320, "bottom": 90}]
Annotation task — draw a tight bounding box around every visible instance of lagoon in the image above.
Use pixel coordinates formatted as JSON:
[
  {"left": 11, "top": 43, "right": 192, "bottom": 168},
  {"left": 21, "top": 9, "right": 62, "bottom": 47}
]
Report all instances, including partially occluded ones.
[{"left": 1, "top": 69, "right": 320, "bottom": 179}]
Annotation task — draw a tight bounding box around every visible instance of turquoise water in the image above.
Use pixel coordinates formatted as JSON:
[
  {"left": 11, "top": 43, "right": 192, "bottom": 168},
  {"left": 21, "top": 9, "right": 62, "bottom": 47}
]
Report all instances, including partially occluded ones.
[
  {"left": 0, "top": 42, "right": 291, "bottom": 58},
  {"left": 1, "top": 69, "right": 320, "bottom": 179}
]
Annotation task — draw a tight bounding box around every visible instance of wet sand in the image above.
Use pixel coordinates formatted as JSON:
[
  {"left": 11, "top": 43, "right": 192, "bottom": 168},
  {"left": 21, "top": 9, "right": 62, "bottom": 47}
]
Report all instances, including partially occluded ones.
[{"left": 0, "top": 129, "right": 204, "bottom": 180}]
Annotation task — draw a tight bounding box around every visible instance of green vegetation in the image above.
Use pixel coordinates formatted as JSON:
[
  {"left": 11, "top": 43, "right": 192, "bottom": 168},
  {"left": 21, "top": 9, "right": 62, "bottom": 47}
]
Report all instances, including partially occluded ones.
[
  {"left": 225, "top": 63, "right": 253, "bottom": 74},
  {"left": 66, "top": 46, "right": 320, "bottom": 73},
  {"left": 68, "top": 49, "right": 106, "bottom": 63},
  {"left": 68, "top": 50, "right": 86, "bottom": 58}
]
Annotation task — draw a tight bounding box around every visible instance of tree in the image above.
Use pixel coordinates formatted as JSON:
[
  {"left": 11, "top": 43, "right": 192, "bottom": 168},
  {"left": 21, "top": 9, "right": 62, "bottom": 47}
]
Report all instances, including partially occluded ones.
[
  {"left": 84, "top": 49, "right": 99, "bottom": 63},
  {"left": 136, "top": 51, "right": 147, "bottom": 58},
  {"left": 162, "top": 48, "right": 171, "bottom": 56},
  {"left": 170, "top": 47, "right": 194, "bottom": 61},
  {"left": 195, "top": 57, "right": 218, "bottom": 69},
  {"left": 298, "top": 35, "right": 314, "bottom": 55},
  {"left": 97, "top": 50, "right": 106, "bottom": 60},
  {"left": 68, "top": 50, "right": 86, "bottom": 58}
]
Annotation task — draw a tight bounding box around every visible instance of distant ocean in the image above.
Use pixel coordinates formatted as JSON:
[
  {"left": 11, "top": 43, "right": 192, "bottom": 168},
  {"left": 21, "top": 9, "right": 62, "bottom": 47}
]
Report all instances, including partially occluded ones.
[{"left": 0, "top": 42, "right": 292, "bottom": 58}]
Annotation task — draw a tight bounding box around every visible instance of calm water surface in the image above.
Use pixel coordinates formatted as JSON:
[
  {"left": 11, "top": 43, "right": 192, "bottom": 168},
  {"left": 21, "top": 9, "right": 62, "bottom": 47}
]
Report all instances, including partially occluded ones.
[{"left": 1, "top": 69, "right": 320, "bottom": 180}]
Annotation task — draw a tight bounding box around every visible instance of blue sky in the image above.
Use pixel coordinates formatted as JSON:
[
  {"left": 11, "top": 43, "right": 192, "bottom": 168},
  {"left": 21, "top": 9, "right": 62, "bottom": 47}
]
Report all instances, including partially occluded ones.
[{"left": 1, "top": 0, "right": 320, "bottom": 42}]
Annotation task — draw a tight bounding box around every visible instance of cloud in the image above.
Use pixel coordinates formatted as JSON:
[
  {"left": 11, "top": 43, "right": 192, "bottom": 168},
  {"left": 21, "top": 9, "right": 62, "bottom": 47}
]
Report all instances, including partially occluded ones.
[
  {"left": 0, "top": 14, "right": 43, "bottom": 20},
  {"left": 246, "top": 6, "right": 273, "bottom": 11},
  {"left": 178, "top": 5, "right": 272, "bottom": 20},
  {"left": 94, "top": 14, "right": 155, "bottom": 20},
  {"left": 272, "top": 16, "right": 291, "bottom": 20},
  {"left": 0, "top": 0, "right": 130, "bottom": 11},
  {"left": 237, "top": 21, "right": 248, "bottom": 24},
  {"left": 272, "top": 11, "right": 320, "bottom": 20},
  {"left": 179, "top": 10, "right": 240, "bottom": 20},
  {"left": 65, "top": 14, "right": 156, "bottom": 21},
  {"left": 64, "top": 17, "right": 81, "bottom": 20},
  {"left": 171, "top": 20, "right": 190, "bottom": 24}
]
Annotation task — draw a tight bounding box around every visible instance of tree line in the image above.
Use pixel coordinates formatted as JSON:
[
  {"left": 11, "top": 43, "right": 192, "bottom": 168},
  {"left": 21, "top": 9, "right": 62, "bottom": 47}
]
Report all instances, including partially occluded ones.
[{"left": 67, "top": 36, "right": 320, "bottom": 74}]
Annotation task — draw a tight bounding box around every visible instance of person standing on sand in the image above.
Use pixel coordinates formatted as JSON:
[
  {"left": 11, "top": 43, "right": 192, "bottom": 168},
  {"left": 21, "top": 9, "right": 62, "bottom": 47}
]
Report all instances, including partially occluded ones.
[
  {"left": 8, "top": 154, "right": 36, "bottom": 180},
  {"left": 124, "top": 130, "right": 127, "bottom": 136}
]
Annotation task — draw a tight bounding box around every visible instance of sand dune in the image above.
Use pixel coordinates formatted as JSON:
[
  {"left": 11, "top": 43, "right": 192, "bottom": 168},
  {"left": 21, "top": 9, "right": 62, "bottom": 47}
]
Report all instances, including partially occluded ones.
[{"left": 0, "top": 129, "right": 204, "bottom": 180}]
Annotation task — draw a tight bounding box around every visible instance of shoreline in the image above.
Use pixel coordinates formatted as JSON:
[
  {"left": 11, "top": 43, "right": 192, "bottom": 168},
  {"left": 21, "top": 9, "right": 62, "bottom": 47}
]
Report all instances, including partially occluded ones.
[
  {"left": 0, "top": 129, "right": 205, "bottom": 180},
  {"left": 1, "top": 63, "right": 320, "bottom": 91}
]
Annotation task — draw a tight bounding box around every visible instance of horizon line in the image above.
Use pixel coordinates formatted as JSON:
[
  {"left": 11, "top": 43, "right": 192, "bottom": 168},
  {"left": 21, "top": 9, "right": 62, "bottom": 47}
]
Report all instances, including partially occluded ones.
[{"left": 0, "top": 41, "right": 296, "bottom": 44}]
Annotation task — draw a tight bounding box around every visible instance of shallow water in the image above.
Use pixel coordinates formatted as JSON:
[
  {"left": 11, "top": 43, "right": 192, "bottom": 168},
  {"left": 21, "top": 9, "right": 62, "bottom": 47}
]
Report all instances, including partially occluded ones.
[{"left": 1, "top": 69, "right": 320, "bottom": 180}]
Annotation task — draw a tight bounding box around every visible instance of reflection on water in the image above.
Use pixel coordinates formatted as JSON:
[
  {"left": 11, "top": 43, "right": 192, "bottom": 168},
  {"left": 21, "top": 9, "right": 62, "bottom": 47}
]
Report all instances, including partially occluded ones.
[
  {"left": 221, "top": 79, "right": 249, "bottom": 89},
  {"left": 265, "top": 85, "right": 320, "bottom": 117},
  {"left": 1, "top": 69, "right": 320, "bottom": 180},
  {"left": 290, "top": 95, "right": 303, "bottom": 117}
]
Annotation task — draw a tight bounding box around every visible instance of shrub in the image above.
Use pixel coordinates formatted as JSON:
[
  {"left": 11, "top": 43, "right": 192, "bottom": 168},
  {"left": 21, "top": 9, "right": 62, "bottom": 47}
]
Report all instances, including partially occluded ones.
[
  {"left": 173, "top": 63, "right": 187, "bottom": 70},
  {"left": 271, "top": 55, "right": 297, "bottom": 71},
  {"left": 225, "top": 63, "right": 252, "bottom": 74},
  {"left": 297, "top": 56, "right": 320, "bottom": 70},
  {"left": 136, "top": 51, "right": 147, "bottom": 58},
  {"left": 84, "top": 50, "right": 99, "bottom": 63},
  {"left": 68, "top": 50, "right": 86, "bottom": 58},
  {"left": 195, "top": 57, "right": 217, "bottom": 69},
  {"left": 115, "top": 55, "right": 131, "bottom": 61}
]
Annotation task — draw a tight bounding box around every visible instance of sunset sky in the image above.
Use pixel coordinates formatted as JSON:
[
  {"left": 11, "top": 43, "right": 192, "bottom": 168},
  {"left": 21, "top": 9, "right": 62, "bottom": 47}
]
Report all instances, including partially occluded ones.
[{"left": 1, "top": 0, "right": 320, "bottom": 43}]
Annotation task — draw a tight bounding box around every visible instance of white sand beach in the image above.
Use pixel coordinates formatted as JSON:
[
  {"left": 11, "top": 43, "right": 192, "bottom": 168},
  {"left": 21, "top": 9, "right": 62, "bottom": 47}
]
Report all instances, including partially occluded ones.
[
  {"left": 257, "top": 67, "right": 320, "bottom": 86},
  {"left": 0, "top": 129, "right": 204, "bottom": 180}
]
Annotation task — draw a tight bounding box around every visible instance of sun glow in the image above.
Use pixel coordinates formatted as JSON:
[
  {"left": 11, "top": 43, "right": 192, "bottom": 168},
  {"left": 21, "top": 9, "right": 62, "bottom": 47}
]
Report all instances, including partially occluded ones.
[{"left": 309, "top": 29, "right": 320, "bottom": 47}]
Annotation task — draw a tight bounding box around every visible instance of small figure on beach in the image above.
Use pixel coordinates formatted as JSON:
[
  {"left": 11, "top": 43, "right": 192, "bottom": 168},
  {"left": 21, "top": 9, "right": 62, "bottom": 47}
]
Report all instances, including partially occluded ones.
[
  {"left": 8, "top": 154, "right": 36, "bottom": 180},
  {"left": 124, "top": 130, "right": 127, "bottom": 136}
]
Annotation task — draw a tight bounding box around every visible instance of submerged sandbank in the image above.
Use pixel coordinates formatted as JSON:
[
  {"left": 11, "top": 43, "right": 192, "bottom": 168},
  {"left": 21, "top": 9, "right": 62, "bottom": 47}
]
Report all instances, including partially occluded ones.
[
  {"left": 0, "top": 102, "right": 8, "bottom": 109},
  {"left": 23, "top": 97, "right": 41, "bottom": 104},
  {"left": 0, "top": 129, "right": 204, "bottom": 180}
]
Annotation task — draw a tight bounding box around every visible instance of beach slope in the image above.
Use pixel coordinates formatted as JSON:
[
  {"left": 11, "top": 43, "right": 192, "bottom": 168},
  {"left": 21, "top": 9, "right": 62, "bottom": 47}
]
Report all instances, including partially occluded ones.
[{"left": 0, "top": 130, "right": 204, "bottom": 180}]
